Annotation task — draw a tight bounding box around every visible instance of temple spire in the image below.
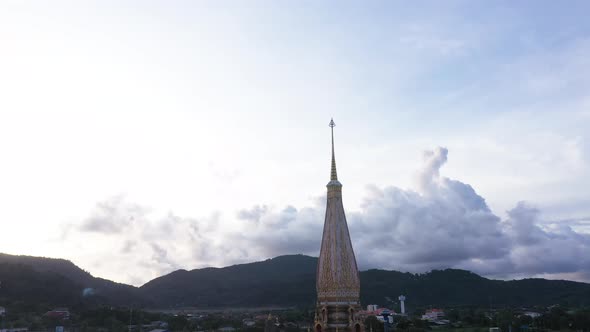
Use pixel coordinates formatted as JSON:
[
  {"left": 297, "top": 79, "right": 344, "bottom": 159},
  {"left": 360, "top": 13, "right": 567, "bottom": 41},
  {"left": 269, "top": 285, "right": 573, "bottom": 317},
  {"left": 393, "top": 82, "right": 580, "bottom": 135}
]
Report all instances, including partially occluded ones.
[
  {"left": 329, "top": 118, "right": 338, "bottom": 181},
  {"left": 316, "top": 119, "right": 363, "bottom": 332}
]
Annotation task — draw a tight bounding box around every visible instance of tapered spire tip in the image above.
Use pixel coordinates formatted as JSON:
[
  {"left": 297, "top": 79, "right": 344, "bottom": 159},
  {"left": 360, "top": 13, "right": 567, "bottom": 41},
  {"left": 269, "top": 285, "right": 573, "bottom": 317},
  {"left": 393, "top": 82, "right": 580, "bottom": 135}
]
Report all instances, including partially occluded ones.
[{"left": 329, "top": 118, "right": 338, "bottom": 182}]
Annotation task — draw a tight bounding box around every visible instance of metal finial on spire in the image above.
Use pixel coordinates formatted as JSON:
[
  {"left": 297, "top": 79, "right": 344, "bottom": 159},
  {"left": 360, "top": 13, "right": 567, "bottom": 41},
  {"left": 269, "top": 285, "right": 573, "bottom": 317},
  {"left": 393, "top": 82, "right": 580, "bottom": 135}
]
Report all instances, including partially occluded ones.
[{"left": 329, "top": 118, "right": 338, "bottom": 181}]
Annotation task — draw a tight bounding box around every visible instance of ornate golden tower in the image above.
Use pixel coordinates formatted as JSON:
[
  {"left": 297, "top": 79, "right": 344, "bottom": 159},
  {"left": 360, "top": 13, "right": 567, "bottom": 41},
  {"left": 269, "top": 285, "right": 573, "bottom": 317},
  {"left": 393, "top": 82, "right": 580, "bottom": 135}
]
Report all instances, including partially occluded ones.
[{"left": 315, "top": 119, "right": 364, "bottom": 332}]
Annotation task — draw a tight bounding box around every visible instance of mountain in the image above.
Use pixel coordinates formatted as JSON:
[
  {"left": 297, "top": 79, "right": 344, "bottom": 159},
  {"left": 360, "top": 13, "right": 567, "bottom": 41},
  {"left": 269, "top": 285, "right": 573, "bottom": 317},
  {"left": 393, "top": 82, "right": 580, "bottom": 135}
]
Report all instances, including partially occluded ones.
[
  {"left": 140, "top": 255, "right": 317, "bottom": 308},
  {"left": 0, "top": 253, "right": 149, "bottom": 308},
  {"left": 2, "top": 253, "right": 590, "bottom": 310},
  {"left": 141, "top": 255, "right": 590, "bottom": 308},
  {"left": 360, "top": 268, "right": 590, "bottom": 308},
  {"left": 0, "top": 263, "right": 84, "bottom": 311}
]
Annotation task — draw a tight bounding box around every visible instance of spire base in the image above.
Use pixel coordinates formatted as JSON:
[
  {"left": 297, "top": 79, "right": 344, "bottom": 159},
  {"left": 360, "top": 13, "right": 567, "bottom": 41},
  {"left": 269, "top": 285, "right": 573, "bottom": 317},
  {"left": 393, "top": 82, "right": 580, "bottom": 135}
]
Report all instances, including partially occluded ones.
[{"left": 327, "top": 180, "right": 342, "bottom": 188}]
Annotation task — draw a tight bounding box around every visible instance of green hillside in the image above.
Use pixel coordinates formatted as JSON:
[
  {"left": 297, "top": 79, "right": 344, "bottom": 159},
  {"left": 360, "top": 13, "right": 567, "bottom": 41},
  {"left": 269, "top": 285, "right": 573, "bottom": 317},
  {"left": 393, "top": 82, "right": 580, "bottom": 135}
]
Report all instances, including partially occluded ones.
[
  {"left": 2, "top": 253, "right": 590, "bottom": 310},
  {"left": 141, "top": 255, "right": 590, "bottom": 308},
  {"left": 0, "top": 253, "right": 149, "bottom": 308},
  {"left": 140, "top": 254, "right": 317, "bottom": 307}
]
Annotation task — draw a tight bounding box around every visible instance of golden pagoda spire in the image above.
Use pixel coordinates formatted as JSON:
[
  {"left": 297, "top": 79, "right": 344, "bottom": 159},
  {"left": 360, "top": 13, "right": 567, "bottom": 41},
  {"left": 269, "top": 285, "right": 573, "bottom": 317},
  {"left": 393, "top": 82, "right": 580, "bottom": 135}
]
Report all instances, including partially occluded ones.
[{"left": 316, "top": 119, "right": 363, "bottom": 332}]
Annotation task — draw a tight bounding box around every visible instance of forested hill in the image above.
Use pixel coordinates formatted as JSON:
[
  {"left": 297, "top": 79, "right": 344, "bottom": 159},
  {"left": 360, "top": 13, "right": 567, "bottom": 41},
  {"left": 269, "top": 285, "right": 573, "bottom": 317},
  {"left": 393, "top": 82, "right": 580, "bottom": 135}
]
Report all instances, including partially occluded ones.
[
  {"left": 360, "top": 268, "right": 590, "bottom": 308},
  {"left": 2, "top": 253, "right": 590, "bottom": 310},
  {"left": 140, "top": 254, "right": 319, "bottom": 308},
  {"left": 0, "top": 253, "right": 149, "bottom": 308},
  {"left": 141, "top": 255, "right": 590, "bottom": 308}
]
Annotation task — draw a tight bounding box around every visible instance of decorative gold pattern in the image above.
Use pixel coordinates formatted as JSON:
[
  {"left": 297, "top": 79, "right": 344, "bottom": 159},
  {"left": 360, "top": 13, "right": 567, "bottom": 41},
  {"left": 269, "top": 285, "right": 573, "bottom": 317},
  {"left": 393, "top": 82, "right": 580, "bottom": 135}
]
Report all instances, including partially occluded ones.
[{"left": 316, "top": 194, "right": 360, "bottom": 302}]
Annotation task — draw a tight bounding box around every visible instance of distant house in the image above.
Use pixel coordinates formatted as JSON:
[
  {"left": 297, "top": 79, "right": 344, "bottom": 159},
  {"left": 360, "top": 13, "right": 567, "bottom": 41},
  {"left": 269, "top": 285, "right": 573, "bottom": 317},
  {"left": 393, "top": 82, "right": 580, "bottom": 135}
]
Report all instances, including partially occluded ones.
[
  {"left": 366, "top": 304, "right": 379, "bottom": 312},
  {"left": 0, "top": 306, "right": 6, "bottom": 316},
  {"left": 361, "top": 307, "right": 396, "bottom": 322},
  {"left": 522, "top": 312, "right": 541, "bottom": 318},
  {"left": 298, "top": 322, "right": 312, "bottom": 330},
  {"left": 284, "top": 322, "right": 298, "bottom": 328},
  {"left": 255, "top": 315, "right": 269, "bottom": 321},
  {"left": 44, "top": 308, "right": 70, "bottom": 320},
  {"left": 218, "top": 327, "right": 236, "bottom": 332},
  {"left": 264, "top": 314, "right": 279, "bottom": 332},
  {"left": 144, "top": 321, "right": 169, "bottom": 330},
  {"left": 422, "top": 309, "right": 445, "bottom": 321},
  {"left": 0, "top": 328, "right": 28, "bottom": 332}
]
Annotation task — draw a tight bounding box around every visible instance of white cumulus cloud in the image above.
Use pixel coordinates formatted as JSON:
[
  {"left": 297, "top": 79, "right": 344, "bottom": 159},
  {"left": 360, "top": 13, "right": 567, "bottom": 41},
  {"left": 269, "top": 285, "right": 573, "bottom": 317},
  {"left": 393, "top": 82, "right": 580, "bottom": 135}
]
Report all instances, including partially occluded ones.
[{"left": 63, "top": 147, "right": 590, "bottom": 285}]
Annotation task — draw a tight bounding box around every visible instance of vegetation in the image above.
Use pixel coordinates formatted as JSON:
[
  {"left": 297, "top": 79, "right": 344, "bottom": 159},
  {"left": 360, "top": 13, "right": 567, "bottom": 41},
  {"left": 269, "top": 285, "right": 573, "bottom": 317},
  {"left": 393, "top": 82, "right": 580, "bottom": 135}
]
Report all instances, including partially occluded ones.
[
  {"left": 2, "top": 254, "right": 590, "bottom": 309},
  {"left": 143, "top": 255, "right": 590, "bottom": 308},
  {"left": 0, "top": 253, "right": 149, "bottom": 306}
]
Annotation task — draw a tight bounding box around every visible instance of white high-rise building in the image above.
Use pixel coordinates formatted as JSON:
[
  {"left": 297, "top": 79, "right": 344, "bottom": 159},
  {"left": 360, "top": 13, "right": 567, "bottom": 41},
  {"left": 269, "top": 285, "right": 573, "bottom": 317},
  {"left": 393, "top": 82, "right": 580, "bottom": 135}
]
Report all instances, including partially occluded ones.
[{"left": 398, "top": 295, "right": 406, "bottom": 315}]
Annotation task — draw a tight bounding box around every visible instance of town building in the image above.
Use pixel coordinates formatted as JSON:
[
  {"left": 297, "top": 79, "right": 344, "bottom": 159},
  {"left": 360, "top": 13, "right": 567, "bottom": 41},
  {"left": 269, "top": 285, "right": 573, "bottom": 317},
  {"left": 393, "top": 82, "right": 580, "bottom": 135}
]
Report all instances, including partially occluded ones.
[
  {"left": 217, "top": 327, "right": 236, "bottom": 332},
  {"left": 314, "top": 119, "right": 364, "bottom": 332},
  {"left": 44, "top": 308, "right": 70, "bottom": 320},
  {"left": 264, "top": 313, "right": 279, "bottom": 332},
  {"left": 522, "top": 311, "right": 541, "bottom": 319},
  {"left": 242, "top": 318, "right": 256, "bottom": 327},
  {"left": 422, "top": 309, "right": 445, "bottom": 321},
  {"left": 362, "top": 306, "right": 396, "bottom": 323},
  {"left": 398, "top": 296, "right": 406, "bottom": 315},
  {"left": 366, "top": 305, "right": 378, "bottom": 312}
]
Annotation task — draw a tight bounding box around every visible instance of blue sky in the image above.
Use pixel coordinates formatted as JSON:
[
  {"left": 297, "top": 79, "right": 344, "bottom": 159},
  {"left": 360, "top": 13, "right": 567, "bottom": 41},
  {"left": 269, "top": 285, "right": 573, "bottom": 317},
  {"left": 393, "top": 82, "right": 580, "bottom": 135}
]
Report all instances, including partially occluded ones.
[{"left": 1, "top": 1, "right": 589, "bottom": 285}]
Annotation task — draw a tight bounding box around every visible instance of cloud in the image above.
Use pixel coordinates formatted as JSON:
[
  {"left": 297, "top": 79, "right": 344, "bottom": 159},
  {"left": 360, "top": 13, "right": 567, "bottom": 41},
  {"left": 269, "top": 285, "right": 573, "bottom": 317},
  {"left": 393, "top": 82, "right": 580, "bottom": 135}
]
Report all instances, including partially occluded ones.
[
  {"left": 79, "top": 195, "right": 147, "bottom": 234},
  {"left": 349, "top": 148, "right": 590, "bottom": 282},
  {"left": 150, "top": 243, "right": 179, "bottom": 272},
  {"left": 399, "top": 24, "right": 469, "bottom": 57},
  {"left": 503, "top": 202, "right": 590, "bottom": 276},
  {"left": 121, "top": 240, "right": 137, "bottom": 254},
  {"left": 417, "top": 147, "right": 448, "bottom": 195},
  {"left": 237, "top": 205, "right": 269, "bottom": 223},
  {"left": 351, "top": 147, "right": 509, "bottom": 272},
  {"left": 64, "top": 147, "right": 590, "bottom": 285},
  {"left": 228, "top": 205, "right": 323, "bottom": 259}
]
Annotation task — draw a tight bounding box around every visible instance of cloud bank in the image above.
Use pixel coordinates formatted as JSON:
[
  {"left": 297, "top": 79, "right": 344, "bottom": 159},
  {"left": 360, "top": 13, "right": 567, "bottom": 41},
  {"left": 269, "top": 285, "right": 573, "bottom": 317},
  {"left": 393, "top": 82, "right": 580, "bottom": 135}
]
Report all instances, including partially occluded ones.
[{"left": 65, "top": 147, "right": 590, "bottom": 285}]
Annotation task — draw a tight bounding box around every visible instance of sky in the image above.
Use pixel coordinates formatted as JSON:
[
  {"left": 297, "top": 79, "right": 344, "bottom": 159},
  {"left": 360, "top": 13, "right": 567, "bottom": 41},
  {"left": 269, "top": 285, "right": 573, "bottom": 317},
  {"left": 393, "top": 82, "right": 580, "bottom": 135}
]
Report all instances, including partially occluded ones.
[{"left": 1, "top": 0, "right": 589, "bottom": 286}]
